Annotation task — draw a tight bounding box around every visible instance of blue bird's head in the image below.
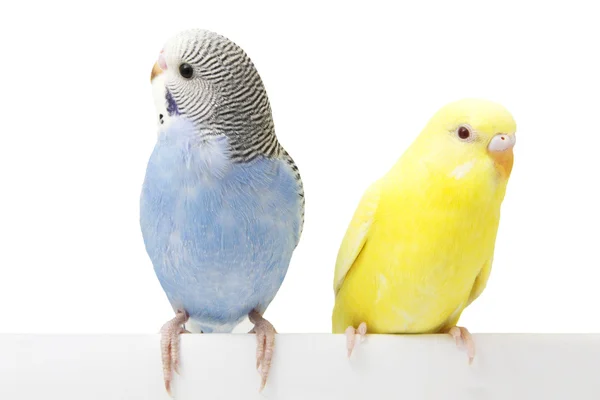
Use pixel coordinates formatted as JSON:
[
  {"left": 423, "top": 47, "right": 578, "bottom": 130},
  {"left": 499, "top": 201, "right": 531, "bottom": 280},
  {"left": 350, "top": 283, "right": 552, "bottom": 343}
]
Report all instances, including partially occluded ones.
[{"left": 149, "top": 29, "right": 280, "bottom": 162}]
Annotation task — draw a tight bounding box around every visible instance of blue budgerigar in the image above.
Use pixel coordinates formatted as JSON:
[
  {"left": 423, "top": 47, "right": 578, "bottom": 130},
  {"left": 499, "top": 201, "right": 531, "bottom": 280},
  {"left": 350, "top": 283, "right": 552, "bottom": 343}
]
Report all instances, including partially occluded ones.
[{"left": 140, "top": 29, "right": 305, "bottom": 394}]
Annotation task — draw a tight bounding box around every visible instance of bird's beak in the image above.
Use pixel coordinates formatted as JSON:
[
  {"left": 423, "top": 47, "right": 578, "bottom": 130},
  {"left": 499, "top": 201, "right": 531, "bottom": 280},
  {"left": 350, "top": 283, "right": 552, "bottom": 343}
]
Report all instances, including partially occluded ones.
[
  {"left": 487, "top": 133, "right": 516, "bottom": 178},
  {"left": 151, "top": 62, "right": 163, "bottom": 82},
  {"left": 150, "top": 51, "right": 167, "bottom": 82}
]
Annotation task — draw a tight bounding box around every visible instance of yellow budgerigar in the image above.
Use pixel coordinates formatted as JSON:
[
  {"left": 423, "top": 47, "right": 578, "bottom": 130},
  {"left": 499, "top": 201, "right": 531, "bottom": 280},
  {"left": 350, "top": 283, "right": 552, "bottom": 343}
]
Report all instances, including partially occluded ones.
[{"left": 332, "top": 98, "right": 516, "bottom": 361}]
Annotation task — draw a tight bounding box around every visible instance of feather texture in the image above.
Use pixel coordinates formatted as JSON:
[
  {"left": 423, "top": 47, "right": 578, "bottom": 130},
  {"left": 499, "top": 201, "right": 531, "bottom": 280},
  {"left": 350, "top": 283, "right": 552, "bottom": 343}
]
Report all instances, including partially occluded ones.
[
  {"left": 332, "top": 98, "right": 516, "bottom": 335},
  {"left": 141, "top": 118, "right": 302, "bottom": 333}
]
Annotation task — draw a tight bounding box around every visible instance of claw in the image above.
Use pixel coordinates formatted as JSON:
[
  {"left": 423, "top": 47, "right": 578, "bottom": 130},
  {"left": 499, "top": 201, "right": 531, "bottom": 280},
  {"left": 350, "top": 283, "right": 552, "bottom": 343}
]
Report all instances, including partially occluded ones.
[
  {"left": 449, "top": 325, "right": 475, "bottom": 364},
  {"left": 159, "top": 310, "right": 189, "bottom": 396},
  {"left": 249, "top": 310, "right": 277, "bottom": 392},
  {"left": 345, "top": 322, "right": 367, "bottom": 358}
]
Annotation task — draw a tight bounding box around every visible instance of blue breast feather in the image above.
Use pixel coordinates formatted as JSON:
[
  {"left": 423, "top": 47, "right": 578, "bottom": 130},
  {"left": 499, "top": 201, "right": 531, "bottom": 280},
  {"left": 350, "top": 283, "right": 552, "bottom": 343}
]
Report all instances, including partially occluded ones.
[{"left": 140, "top": 118, "right": 301, "bottom": 333}]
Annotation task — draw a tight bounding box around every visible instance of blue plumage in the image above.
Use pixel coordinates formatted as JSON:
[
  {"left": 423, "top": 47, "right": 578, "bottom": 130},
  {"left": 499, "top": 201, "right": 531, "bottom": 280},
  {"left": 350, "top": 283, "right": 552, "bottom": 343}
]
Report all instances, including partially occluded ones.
[{"left": 140, "top": 117, "right": 302, "bottom": 333}]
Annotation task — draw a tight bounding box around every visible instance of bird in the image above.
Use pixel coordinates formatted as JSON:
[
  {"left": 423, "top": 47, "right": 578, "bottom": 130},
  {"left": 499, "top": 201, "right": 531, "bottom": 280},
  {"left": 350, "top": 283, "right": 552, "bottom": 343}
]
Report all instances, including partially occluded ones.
[
  {"left": 140, "top": 29, "right": 304, "bottom": 394},
  {"left": 331, "top": 98, "right": 517, "bottom": 360}
]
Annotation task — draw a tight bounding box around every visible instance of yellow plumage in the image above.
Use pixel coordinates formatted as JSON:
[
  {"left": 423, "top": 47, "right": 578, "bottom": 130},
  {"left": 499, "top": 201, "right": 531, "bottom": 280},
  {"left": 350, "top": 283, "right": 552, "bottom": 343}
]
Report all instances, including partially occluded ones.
[{"left": 332, "top": 99, "right": 516, "bottom": 337}]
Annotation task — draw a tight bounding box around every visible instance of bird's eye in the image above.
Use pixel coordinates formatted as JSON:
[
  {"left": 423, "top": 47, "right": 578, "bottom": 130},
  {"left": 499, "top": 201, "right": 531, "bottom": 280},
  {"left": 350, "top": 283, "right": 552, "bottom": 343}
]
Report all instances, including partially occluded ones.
[
  {"left": 179, "top": 63, "right": 194, "bottom": 79},
  {"left": 457, "top": 126, "right": 471, "bottom": 140}
]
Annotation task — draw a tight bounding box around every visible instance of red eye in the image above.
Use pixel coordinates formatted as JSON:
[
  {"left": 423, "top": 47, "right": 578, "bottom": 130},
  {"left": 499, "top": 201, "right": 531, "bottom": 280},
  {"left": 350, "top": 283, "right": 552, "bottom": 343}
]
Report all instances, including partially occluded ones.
[{"left": 457, "top": 126, "right": 471, "bottom": 139}]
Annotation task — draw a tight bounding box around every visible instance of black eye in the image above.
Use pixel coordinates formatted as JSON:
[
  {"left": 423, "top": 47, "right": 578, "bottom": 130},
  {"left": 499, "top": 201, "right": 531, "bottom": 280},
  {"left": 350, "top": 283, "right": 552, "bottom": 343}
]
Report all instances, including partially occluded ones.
[
  {"left": 179, "top": 63, "right": 194, "bottom": 79},
  {"left": 457, "top": 126, "right": 471, "bottom": 140}
]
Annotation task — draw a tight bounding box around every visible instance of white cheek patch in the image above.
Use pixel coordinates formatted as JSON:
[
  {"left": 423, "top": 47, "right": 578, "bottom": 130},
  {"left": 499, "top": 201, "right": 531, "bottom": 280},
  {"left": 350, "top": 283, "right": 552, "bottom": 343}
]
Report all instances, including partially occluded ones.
[
  {"left": 151, "top": 74, "right": 170, "bottom": 137},
  {"left": 450, "top": 160, "right": 475, "bottom": 180},
  {"left": 488, "top": 134, "right": 515, "bottom": 152}
]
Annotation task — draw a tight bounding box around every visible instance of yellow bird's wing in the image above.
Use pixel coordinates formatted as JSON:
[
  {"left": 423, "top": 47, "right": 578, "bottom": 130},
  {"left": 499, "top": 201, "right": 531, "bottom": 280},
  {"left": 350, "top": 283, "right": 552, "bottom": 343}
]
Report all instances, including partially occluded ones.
[
  {"left": 333, "top": 180, "right": 381, "bottom": 295},
  {"left": 467, "top": 258, "right": 493, "bottom": 306}
]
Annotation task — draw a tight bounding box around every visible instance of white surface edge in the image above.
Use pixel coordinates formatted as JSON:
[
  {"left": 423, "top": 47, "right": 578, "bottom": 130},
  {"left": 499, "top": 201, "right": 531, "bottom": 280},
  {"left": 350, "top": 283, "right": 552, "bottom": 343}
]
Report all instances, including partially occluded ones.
[{"left": 1, "top": 333, "right": 600, "bottom": 399}]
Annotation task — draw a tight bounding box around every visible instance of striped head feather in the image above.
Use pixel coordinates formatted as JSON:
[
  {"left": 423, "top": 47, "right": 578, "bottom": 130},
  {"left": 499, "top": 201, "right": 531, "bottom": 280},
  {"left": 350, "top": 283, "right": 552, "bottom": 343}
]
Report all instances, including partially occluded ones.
[{"left": 150, "top": 29, "right": 280, "bottom": 163}]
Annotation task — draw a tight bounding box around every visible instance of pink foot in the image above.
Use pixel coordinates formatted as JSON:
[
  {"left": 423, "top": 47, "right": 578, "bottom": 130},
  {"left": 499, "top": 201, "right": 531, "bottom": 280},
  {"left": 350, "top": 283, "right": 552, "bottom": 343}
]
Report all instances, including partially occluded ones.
[
  {"left": 449, "top": 326, "right": 475, "bottom": 364},
  {"left": 249, "top": 310, "right": 277, "bottom": 392},
  {"left": 160, "top": 310, "right": 189, "bottom": 396},
  {"left": 345, "top": 322, "right": 367, "bottom": 358}
]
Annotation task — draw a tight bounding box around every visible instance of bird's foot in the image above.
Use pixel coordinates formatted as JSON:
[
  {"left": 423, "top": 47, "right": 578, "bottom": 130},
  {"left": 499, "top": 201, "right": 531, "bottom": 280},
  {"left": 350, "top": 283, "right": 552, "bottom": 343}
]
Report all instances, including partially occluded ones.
[
  {"left": 345, "top": 322, "right": 367, "bottom": 358},
  {"left": 448, "top": 325, "right": 475, "bottom": 364},
  {"left": 249, "top": 310, "right": 277, "bottom": 391},
  {"left": 160, "top": 310, "right": 189, "bottom": 395}
]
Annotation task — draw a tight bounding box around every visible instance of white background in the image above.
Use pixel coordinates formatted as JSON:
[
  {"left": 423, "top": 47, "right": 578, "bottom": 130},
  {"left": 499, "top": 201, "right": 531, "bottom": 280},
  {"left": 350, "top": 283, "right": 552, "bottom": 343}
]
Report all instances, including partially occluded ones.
[{"left": 0, "top": 0, "right": 598, "bottom": 335}]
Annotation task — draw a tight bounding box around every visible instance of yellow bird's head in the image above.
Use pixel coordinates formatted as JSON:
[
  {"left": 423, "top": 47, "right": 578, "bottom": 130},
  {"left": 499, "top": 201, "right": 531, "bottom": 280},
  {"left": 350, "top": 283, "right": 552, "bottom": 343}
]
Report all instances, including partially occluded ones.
[{"left": 411, "top": 98, "right": 517, "bottom": 182}]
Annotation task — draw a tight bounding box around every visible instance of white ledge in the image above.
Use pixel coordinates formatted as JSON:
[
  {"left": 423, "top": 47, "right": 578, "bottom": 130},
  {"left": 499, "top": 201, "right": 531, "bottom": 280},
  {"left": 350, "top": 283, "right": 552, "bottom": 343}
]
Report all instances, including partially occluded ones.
[{"left": 1, "top": 334, "right": 599, "bottom": 399}]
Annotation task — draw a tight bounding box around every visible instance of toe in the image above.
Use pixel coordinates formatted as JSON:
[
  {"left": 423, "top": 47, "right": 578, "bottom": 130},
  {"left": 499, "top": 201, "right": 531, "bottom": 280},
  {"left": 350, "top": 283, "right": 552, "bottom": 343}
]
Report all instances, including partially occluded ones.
[
  {"left": 259, "top": 370, "right": 267, "bottom": 392},
  {"left": 448, "top": 326, "right": 461, "bottom": 345},
  {"left": 160, "top": 334, "right": 172, "bottom": 378},
  {"left": 256, "top": 332, "right": 265, "bottom": 370},
  {"left": 249, "top": 312, "right": 277, "bottom": 391},
  {"left": 161, "top": 337, "right": 172, "bottom": 395},
  {"left": 171, "top": 336, "right": 181, "bottom": 374},
  {"left": 460, "top": 327, "right": 475, "bottom": 363},
  {"left": 357, "top": 322, "right": 367, "bottom": 336},
  {"left": 159, "top": 312, "right": 189, "bottom": 396},
  {"left": 164, "top": 378, "right": 172, "bottom": 396},
  {"left": 345, "top": 326, "right": 357, "bottom": 358},
  {"left": 258, "top": 331, "right": 275, "bottom": 391},
  {"left": 448, "top": 326, "right": 476, "bottom": 363}
]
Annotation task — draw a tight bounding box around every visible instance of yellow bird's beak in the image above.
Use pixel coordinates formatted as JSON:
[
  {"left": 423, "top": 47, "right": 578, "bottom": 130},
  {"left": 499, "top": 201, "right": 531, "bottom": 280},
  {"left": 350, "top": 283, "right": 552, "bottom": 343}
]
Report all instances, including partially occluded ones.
[
  {"left": 151, "top": 61, "right": 163, "bottom": 82},
  {"left": 151, "top": 51, "right": 167, "bottom": 82},
  {"left": 487, "top": 133, "right": 516, "bottom": 178}
]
